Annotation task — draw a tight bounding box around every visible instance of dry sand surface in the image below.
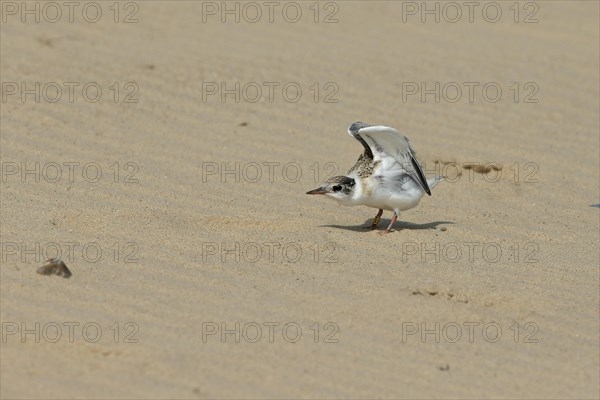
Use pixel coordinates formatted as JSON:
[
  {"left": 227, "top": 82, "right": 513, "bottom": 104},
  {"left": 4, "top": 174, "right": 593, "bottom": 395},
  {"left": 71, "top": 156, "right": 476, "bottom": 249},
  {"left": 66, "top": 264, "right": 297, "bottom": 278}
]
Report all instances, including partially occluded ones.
[{"left": 1, "top": 1, "right": 599, "bottom": 398}]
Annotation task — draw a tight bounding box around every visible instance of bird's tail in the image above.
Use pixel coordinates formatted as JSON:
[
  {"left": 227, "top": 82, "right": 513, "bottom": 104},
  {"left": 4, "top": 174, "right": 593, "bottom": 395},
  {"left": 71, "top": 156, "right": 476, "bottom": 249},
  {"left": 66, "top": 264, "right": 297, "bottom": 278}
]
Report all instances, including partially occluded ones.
[{"left": 427, "top": 176, "right": 444, "bottom": 190}]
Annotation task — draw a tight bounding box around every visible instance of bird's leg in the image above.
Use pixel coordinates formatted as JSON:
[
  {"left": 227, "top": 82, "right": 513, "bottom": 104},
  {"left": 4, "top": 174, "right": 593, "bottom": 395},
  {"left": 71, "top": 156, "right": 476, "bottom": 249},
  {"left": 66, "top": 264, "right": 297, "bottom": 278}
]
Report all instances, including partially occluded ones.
[
  {"left": 370, "top": 209, "right": 383, "bottom": 230},
  {"left": 379, "top": 212, "right": 398, "bottom": 235}
]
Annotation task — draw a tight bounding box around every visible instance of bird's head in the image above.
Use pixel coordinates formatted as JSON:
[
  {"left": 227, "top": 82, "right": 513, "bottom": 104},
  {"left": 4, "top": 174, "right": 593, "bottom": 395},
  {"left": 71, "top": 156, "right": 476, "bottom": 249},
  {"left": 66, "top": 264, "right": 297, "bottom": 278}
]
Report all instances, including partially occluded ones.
[{"left": 306, "top": 176, "right": 356, "bottom": 205}]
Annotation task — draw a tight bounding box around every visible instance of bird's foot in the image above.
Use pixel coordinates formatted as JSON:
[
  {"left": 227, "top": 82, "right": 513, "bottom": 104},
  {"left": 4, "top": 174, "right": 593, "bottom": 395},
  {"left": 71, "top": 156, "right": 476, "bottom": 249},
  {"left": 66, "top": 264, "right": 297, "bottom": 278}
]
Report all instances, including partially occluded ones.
[{"left": 379, "top": 213, "right": 398, "bottom": 234}]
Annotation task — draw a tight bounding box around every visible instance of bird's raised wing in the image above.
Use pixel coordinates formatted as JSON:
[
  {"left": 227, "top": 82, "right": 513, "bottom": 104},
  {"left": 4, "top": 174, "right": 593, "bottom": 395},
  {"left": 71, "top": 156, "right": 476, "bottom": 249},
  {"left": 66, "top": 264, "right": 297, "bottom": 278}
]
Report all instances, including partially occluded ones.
[{"left": 348, "top": 122, "right": 431, "bottom": 195}]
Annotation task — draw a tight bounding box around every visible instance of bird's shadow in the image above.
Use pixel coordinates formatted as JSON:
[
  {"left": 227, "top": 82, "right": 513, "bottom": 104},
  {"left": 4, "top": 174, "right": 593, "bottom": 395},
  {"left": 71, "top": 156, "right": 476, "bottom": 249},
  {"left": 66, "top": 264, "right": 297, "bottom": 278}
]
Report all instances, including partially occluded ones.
[{"left": 320, "top": 219, "right": 454, "bottom": 232}]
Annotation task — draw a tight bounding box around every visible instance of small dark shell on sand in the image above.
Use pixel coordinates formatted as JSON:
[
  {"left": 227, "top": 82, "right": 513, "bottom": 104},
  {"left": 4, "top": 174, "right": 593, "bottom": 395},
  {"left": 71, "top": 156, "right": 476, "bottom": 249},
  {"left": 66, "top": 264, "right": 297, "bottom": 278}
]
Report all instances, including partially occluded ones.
[{"left": 37, "top": 258, "right": 72, "bottom": 279}]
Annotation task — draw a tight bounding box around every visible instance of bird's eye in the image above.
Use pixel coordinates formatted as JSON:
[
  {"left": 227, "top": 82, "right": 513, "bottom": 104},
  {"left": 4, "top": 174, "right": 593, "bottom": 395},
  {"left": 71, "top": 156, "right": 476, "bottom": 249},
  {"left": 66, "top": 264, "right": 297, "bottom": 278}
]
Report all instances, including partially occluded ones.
[{"left": 332, "top": 185, "right": 342, "bottom": 192}]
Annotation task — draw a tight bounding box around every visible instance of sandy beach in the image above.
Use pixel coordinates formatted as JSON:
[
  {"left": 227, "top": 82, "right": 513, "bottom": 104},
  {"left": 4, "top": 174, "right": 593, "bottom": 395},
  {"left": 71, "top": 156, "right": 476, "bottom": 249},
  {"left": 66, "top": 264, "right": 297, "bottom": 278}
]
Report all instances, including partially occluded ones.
[{"left": 1, "top": 1, "right": 599, "bottom": 398}]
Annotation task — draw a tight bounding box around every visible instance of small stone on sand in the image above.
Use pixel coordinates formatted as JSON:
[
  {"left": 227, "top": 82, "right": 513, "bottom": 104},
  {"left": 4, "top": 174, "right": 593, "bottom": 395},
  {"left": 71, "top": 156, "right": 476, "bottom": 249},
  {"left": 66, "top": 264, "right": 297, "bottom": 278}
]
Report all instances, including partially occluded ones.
[{"left": 37, "top": 258, "right": 72, "bottom": 279}]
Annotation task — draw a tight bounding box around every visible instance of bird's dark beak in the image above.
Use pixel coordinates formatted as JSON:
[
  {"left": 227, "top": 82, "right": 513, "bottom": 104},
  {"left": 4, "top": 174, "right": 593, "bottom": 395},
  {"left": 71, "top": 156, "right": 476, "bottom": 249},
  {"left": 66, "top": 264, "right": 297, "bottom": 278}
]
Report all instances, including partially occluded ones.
[{"left": 306, "top": 187, "right": 327, "bottom": 195}]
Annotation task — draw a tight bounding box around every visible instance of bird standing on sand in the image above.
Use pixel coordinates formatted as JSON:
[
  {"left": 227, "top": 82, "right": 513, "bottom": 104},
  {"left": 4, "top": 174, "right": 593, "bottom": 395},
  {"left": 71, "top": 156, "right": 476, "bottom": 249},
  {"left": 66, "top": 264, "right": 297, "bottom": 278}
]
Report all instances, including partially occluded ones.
[{"left": 306, "top": 122, "right": 443, "bottom": 234}]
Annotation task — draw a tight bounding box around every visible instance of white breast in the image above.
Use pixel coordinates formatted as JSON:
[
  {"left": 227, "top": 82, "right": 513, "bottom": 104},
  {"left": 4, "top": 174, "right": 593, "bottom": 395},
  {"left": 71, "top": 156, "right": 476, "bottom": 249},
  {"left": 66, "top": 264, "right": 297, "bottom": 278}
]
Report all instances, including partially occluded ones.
[{"left": 352, "top": 169, "right": 426, "bottom": 212}]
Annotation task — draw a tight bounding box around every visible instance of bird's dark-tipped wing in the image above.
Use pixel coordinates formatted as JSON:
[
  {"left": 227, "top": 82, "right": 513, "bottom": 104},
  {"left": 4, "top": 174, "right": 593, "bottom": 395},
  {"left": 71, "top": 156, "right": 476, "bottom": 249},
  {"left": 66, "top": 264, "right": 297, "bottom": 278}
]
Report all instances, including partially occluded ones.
[{"left": 347, "top": 122, "right": 431, "bottom": 195}]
